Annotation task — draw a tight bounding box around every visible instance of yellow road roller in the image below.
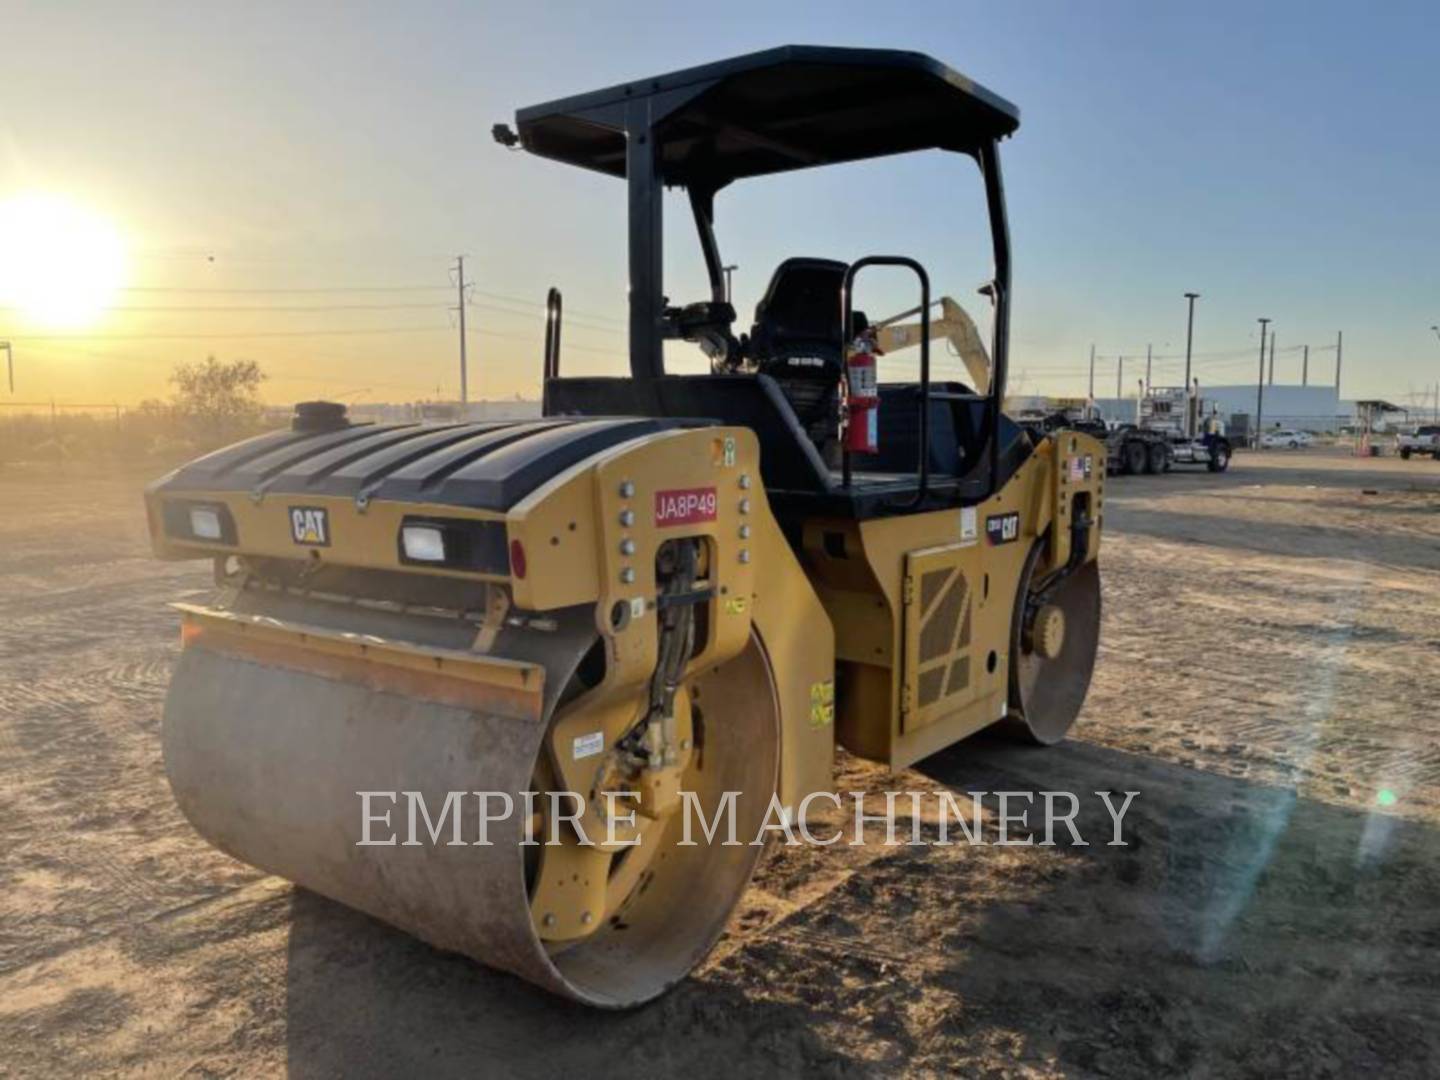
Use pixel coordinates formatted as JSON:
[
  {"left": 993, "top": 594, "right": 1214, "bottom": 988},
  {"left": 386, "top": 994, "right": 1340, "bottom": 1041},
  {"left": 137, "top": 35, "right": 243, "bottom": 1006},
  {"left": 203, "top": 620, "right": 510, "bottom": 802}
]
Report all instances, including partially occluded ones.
[{"left": 147, "top": 46, "right": 1104, "bottom": 1007}]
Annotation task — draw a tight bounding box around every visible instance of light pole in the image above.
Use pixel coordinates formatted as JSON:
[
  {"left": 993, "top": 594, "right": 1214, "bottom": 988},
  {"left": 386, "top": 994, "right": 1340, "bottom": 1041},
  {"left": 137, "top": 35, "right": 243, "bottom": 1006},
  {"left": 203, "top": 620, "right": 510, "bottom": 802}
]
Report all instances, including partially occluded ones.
[
  {"left": 1183, "top": 292, "right": 1199, "bottom": 437},
  {"left": 722, "top": 265, "right": 738, "bottom": 304},
  {"left": 0, "top": 342, "right": 11, "bottom": 394},
  {"left": 1255, "top": 318, "right": 1270, "bottom": 448}
]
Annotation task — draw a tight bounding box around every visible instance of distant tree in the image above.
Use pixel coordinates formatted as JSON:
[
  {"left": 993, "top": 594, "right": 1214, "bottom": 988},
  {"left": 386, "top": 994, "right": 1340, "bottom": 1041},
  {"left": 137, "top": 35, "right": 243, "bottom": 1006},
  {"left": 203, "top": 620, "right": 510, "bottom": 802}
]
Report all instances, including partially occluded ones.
[
  {"left": 133, "top": 397, "right": 171, "bottom": 420},
  {"left": 169, "top": 356, "right": 266, "bottom": 437}
]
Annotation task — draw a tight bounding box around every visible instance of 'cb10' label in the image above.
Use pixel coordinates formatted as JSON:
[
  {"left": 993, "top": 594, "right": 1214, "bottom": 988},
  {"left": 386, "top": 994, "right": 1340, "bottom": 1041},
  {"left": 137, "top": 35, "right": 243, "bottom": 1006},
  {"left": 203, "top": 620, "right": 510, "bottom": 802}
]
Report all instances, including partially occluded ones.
[
  {"left": 655, "top": 487, "right": 717, "bottom": 527},
  {"left": 986, "top": 511, "right": 1020, "bottom": 545}
]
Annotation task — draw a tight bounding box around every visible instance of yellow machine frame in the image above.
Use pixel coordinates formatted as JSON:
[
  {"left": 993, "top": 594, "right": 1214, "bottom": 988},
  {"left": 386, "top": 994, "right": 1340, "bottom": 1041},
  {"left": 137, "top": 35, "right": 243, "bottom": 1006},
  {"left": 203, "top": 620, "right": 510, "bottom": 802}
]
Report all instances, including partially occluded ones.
[{"left": 151, "top": 422, "right": 1101, "bottom": 804}]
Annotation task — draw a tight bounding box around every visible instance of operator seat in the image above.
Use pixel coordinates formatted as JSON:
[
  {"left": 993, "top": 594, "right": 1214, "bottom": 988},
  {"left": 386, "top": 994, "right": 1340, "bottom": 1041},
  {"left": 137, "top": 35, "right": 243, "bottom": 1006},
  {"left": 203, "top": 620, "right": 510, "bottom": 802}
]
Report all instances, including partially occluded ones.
[{"left": 748, "top": 258, "right": 860, "bottom": 461}]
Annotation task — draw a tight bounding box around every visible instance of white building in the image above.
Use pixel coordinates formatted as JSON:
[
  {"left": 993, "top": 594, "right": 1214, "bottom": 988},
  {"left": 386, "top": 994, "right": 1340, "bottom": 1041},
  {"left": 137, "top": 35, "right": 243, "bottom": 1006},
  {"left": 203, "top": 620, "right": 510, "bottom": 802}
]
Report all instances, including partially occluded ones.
[
  {"left": 1072, "top": 384, "right": 1352, "bottom": 436},
  {"left": 1199, "top": 384, "right": 1349, "bottom": 434}
]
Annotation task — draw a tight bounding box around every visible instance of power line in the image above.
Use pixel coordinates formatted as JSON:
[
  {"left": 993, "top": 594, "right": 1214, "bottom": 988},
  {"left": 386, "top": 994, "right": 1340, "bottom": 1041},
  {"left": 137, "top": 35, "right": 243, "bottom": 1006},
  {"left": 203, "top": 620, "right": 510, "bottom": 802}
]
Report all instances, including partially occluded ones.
[
  {"left": 15, "top": 339, "right": 466, "bottom": 398},
  {"left": 1094, "top": 345, "right": 1282, "bottom": 362},
  {"left": 7, "top": 321, "right": 605, "bottom": 345},
  {"left": 2, "top": 298, "right": 627, "bottom": 342},
  {"left": 108, "top": 251, "right": 626, "bottom": 319},
  {"left": 6, "top": 325, "right": 455, "bottom": 342},
  {"left": 2, "top": 302, "right": 453, "bottom": 314},
  {"left": 2, "top": 291, "right": 626, "bottom": 334},
  {"left": 466, "top": 285, "right": 624, "bottom": 324},
  {"left": 125, "top": 250, "right": 466, "bottom": 265},
  {"left": 466, "top": 293, "right": 626, "bottom": 329},
  {"left": 462, "top": 327, "right": 624, "bottom": 359},
  {"left": 467, "top": 299, "right": 625, "bottom": 335},
  {"left": 118, "top": 284, "right": 453, "bottom": 295},
  {"left": 111, "top": 283, "right": 627, "bottom": 324},
  {"left": 1019, "top": 351, "right": 1280, "bottom": 378}
]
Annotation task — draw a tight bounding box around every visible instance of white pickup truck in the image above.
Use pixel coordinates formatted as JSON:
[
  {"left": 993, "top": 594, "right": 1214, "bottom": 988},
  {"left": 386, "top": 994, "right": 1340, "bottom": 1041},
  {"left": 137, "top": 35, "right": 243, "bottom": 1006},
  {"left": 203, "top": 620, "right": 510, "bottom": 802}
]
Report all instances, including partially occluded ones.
[{"left": 1397, "top": 425, "right": 1440, "bottom": 460}]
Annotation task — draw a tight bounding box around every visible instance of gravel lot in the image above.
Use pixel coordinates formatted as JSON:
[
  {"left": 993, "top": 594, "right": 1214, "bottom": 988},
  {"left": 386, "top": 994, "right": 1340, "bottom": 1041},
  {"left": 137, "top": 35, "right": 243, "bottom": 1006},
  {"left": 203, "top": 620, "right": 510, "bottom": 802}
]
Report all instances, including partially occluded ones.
[{"left": 1, "top": 447, "right": 1437, "bottom": 1078}]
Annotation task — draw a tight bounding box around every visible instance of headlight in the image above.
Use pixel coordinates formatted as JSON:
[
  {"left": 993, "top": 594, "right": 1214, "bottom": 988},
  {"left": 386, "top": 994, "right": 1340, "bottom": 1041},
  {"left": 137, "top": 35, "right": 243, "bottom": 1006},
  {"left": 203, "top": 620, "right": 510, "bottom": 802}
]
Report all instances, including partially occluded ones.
[
  {"left": 400, "top": 524, "right": 446, "bottom": 562},
  {"left": 161, "top": 499, "right": 236, "bottom": 545},
  {"left": 396, "top": 516, "right": 510, "bottom": 574},
  {"left": 189, "top": 507, "right": 223, "bottom": 541}
]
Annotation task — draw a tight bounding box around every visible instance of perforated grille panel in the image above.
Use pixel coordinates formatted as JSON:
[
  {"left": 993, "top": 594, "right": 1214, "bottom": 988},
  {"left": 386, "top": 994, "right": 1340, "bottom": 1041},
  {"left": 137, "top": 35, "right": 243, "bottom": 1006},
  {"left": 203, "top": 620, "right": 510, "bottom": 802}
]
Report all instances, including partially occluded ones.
[{"left": 902, "top": 545, "right": 981, "bottom": 730}]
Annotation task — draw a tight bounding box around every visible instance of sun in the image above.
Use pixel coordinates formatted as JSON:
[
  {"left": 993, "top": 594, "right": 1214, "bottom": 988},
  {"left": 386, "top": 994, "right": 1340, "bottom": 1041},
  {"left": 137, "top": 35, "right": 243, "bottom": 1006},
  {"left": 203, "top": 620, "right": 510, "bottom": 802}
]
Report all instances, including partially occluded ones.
[{"left": 0, "top": 192, "right": 127, "bottom": 329}]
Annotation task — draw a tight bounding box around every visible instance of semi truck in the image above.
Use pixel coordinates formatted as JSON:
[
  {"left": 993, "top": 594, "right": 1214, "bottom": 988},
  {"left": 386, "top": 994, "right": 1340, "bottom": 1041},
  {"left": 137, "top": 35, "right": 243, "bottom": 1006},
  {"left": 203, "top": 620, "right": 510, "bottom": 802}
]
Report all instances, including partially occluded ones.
[
  {"left": 1138, "top": 386, "right": 1231, "bottom": 472},
  {"left": 1019, "top": 388, "right": 1230, "bottom": 475}
]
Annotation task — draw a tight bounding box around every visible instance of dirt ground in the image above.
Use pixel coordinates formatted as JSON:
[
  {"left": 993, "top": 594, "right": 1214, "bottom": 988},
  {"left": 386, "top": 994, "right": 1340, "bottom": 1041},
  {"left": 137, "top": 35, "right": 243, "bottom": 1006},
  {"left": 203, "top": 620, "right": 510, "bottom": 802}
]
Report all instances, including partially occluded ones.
[{"left": 1, "top": 447, "right": 1438, "bottom": 1078}]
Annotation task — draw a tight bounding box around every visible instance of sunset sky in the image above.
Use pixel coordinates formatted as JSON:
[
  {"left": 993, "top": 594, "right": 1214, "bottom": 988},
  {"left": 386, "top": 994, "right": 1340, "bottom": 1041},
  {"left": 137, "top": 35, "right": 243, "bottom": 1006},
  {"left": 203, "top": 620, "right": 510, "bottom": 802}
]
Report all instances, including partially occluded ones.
[{"left": 3, "top": 0, "right": 1438, "bottom": 410}]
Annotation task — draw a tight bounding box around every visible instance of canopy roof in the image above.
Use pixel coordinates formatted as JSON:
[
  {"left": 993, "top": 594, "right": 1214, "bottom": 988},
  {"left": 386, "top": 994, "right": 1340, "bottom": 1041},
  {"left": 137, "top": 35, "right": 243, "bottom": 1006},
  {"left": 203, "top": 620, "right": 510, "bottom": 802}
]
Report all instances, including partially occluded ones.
[{"left": 514, "top": 45, "right": 1019, "bottom": 187}]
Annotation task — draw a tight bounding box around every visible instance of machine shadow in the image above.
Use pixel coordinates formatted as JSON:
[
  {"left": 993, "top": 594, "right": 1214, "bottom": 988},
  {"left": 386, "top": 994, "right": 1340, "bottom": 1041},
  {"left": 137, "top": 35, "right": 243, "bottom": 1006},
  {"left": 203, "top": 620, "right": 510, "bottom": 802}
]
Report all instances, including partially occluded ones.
[
  {"left": 1105, "top": 506, "right": 1440, "bottom": 573},
  {"left": 279, "top": 734, "right": 1440, "bottom": 1077},
  {"left": 281, "top": 889, "right": 861, "bottom": 1079},
  {"left": 1111, "top": 457, "right": 1440, "bottom": 495},
  {"left": 1238, "top": 462, "right": 1440, "bottom": 491},
  {"left": 895, "top": 733, "right": 1440, "bottom": 1074}
]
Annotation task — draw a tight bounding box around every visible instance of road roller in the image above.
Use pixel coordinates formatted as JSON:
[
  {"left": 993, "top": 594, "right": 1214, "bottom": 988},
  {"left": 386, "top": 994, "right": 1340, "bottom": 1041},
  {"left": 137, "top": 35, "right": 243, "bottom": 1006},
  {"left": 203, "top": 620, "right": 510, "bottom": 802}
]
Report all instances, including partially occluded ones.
[{"left": 146, "top": 46, "right": 1105, "bottom": 1007}]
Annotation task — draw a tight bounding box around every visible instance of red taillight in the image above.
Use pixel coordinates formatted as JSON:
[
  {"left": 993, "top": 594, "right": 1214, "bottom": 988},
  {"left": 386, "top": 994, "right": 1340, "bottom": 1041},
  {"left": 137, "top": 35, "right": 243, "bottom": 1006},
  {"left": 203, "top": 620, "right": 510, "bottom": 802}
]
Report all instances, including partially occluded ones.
[{"left": 509, "top": 538, "right": 527, "bottom": 579}]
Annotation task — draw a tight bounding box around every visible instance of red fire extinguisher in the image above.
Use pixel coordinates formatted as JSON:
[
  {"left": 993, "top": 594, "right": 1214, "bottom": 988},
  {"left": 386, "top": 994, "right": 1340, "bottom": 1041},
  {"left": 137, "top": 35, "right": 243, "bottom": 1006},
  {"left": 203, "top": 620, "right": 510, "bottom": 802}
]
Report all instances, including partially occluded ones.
[{"left": 844, "top": 332, "right": 880, "bottom": 454}]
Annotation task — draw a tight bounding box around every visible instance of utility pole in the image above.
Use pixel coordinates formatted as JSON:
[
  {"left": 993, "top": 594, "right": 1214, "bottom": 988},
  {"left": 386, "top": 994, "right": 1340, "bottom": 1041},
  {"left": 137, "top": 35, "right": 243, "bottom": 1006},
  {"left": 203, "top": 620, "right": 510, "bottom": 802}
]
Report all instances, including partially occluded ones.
[
  {"left": 1431, "top": 328, "right": 1440, "bottom": 422},
  {"left": 0, "top": 342, "right": 11, "bottom": 394},
  {"left": 1336, "top": 330, "right": 1343, "bottom": 392},
  {"left": 1183, "top": 292, "right": 1199, "bottom": 437},
  {"left": 722, "top": 264, "right": 738, "bottom": 304},
  {"left": 1088, "top": 343, "right": 1095, "bottom": 400},
  {"left": 1145, "top": 343, "right": 1152, "bottom": 394},
  {"left": 1117, "top": 356, "right": 1124, "bottom": 400},
  {"left": 1268, "top": 326, "right": 1276, "bottom": 386},
  {"left": 454, "top": 256, "right": 469, "bottom": 406},
  {"left": 1302, "top": 344, "right": 1309, "bottom": 386},
  {"left": 1256, "top": 318, "right": 1270, "bottom": 447}
]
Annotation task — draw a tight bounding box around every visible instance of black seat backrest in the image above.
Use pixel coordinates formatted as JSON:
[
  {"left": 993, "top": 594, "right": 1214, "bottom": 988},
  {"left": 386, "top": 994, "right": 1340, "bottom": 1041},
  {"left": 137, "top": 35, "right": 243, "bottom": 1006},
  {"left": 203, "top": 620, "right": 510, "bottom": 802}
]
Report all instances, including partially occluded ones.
[
  {"left": 874, "top": 382, "right": 963, "bottom": 475},
  {"left": 749, "top": 257, "right": 848, "bottom": 371},
  {"left": 873, "top": 382, "right": 1031, "bottom": 482},
  {"left": 544, "top": 374, "right": 833, "bottom": 495}
]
